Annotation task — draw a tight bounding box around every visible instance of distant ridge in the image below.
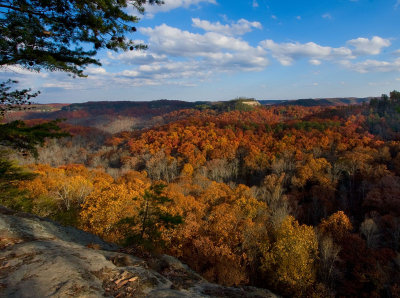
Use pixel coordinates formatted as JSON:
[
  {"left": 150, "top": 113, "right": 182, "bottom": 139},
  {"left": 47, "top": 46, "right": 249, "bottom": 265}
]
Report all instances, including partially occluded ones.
[
  {"left": 28, "top": 97, "right": 371, "bottom": 112},
  {"left": 259, "top": 97, "right": 371, "bottom": 106},
  {"left": 10, "top": 97, "right": 373, "bottom": 124},
  {"left": 62, "top": 99, "right": 198, "bottom": 112}
]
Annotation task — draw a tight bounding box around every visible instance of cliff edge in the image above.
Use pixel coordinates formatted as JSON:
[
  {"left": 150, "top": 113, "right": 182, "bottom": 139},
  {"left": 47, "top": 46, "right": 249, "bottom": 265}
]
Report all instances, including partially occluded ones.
[{"left": 0, "top": 206, "right": 277, "bottom": 298}]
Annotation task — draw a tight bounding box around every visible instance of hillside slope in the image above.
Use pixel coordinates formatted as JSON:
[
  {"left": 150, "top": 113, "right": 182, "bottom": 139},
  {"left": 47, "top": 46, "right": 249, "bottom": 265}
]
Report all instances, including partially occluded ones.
[{"left": 0, "top": 206, "right": 277, "bottom": 298}]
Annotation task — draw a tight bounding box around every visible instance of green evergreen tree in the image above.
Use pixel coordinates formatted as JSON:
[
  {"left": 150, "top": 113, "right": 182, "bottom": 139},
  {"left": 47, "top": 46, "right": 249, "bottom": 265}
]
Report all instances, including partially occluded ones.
[
  {"left": 0, "top": 120, "right": 68, "bottom": 211},
  {"left": 0, "top": 154, "right": 35, "bottom": 211},
  {"left": 0, "top": 0, "right": 163, "bottom": 76},
  {"left": 0, "top": 119, "right": 69, "bottom": 157},
  {"left": 0, "top": 0, "right": 163, "bottom": 112},
  {"left": 0, "top": 1, "right": 162, "bottom": 212},
  {"left": 0, "top": 79, "right": 39, "bottom": 116},
  {"left": 119, "top": 184, "right": 183, "bottom": 250}
]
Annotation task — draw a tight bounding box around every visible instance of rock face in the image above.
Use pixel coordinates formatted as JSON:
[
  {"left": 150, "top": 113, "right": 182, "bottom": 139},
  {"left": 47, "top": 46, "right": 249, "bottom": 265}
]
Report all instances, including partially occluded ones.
[
  {"left": 241, "top": 100, "right": 261, "bottom": 107},
  {"left": 0, "top": 206, "right": 277, "bottom": 298}
]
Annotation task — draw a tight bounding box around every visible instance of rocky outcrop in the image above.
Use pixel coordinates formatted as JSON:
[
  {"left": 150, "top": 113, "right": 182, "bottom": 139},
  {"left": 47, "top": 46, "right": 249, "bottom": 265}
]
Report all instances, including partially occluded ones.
[{"left": 0, "top": 206, "right": 277, "bottom": 298}]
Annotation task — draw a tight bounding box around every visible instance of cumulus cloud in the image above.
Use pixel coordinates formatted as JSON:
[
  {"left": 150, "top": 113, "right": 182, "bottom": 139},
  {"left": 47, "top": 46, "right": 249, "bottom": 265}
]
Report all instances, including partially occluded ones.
[
  {"left": 347, "top": 36, "right": 391, "bottom": 55},
  {"left": 109, "top": 51, "right": 268, "bottom": 86},
  {"left": 31, "top": 61, "right": 207, "bottom": 90},
  {"left": 192, "top": 18, "right": 262, "bottom": 36},
  {"left": 140, "top": 24, "right": 268, "bottom": 67},
  {"left": 98, "top": 59, "right": 216, "bottom": 87},
  {"left": 2, "top": 20, "right": 395, "bottom": 92},
  {"left": 57, "top": 23, "right": 270, "bottom": 88},
  {"left": 144, "top": 0, "right": 216, "bottom": 16},
  {"left": 107, "top": 51, "right": 168, "bottom": 65},
  {"left": 1, "top": 20, "right": 271, "bottom": 90},
  {"left": 341, "top": 58, "right": 400, "bottom": 73},
  {"left": 118, "top": 60, "right": 209, "bottom": 82},
  {"left": 85, "top": 67, "right": 107, "bottom": 75},
  {"left": 260, "top": 40, "right": 352, "bottom": 65},
  {"left": 106, "top": 30, "right": 393, "bottom": 86}
]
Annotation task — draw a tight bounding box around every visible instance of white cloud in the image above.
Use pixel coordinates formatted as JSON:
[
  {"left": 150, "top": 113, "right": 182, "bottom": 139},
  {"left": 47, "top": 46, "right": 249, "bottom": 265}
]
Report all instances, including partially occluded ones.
[
  {"left": 341, "top": 58, "right": 400, "bottom": 73},
  {"left": 3, "top": 21, "right": 396, "bottom": 92},
  {"left": 395, "top": 0, "right": 400, "bottom": 9},
  {"left": 309, "top": 59, "right": 322, "bottom": 65},
  {"left": 85, "top": 67, "right": 107, "bottom": 75},
  {"left": 118, "top": 60, "right": 212, "bottom": 82},
  {"left": 204, "top": 52, "right": 268, "bottom": 71},
  {"left": 252, "top": 0, "right": 259, "bottom": 8},
  {"left": 192, "top": 18, "right": 262, "bottom": 36},
  {"left": 140, "top": 24, "right": 267, "bottom": 65},
  {"left": 260, "top": 36, "right": 390, "bottom": 66},
  {"left": 144, "top": 0, "right": 216, "bottom": 16},
  {"left": 260, "top": 40, "right": 352, "bottom": 65},
  {"left": 296, "top": 16, "right": 301, "bottom": 20},
  {"left": 322, "top": 13, "right": 332, "bottom": 19},
  {"left": 107, "top": 51, "right": 168, "bottom": 65},
  {"left": 67, "top": 23, "right": 270, "bottom": 88},
  {"left": 2, "top": 21, "right": 271, "bottom": 90},
  {"left": 42, "top": 82, "right": 78, "bottom": 90},
  {"left": 32, "top": 61, "right": 209, "bottom": 89},
  {"left": 347, "top": 36, "right": 391, "bottom": 55}
]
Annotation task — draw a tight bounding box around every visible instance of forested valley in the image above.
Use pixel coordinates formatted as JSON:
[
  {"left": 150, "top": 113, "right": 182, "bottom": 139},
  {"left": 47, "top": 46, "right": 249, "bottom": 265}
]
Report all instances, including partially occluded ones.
[{"left": 2, "top": 93, "right": 400, "bottom": 297}]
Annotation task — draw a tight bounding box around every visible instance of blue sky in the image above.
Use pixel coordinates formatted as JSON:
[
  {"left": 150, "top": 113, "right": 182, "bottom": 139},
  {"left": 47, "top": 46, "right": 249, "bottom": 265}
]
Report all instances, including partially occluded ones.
[{"left": 2, "top": 0, "right": 400, "bottom": 103}]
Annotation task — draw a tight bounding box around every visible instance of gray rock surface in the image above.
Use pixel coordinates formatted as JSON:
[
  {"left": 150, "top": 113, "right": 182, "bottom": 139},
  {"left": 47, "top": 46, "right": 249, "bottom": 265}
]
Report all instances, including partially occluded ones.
[{"left": 0, "top": 206, "right": 278, "bottom": 298}]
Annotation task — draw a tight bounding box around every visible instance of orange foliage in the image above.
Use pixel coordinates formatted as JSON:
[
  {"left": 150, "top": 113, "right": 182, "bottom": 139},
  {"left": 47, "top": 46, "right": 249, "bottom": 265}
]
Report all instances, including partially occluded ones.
[
  {"left": 319, "top": 211, "right": 353, "bottom": 242},
  {"left": 80, "top": 171, "right": 151, "bottom": 243},
  {"left": 15, "top": 101, "right": 400, "bottom": 297}
]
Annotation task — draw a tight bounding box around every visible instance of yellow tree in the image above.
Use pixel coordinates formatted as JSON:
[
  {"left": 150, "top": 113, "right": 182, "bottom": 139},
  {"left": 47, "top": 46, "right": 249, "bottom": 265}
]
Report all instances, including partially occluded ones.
[
  {"left": 261, "top": 216, "right": 319, "bottom": 296},
  {"left": 80, "top": 171, "right": 150, "bottom": 243},
  {"left": 19, "top": 164, "right": 95, "bottom": 223}
]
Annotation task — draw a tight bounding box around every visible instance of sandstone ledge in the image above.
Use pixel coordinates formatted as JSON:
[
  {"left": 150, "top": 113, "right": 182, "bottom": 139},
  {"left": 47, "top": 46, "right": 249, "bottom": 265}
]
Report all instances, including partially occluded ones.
[{"left": 0, "top": 206, "right": 277, "bottom": 298}]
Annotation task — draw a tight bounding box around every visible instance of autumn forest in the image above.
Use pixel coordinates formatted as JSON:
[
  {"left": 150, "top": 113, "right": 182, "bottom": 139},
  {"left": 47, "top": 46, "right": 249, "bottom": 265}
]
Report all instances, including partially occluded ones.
[{"left": 1, "top": 93, "right": 400, "bottom": 297}]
